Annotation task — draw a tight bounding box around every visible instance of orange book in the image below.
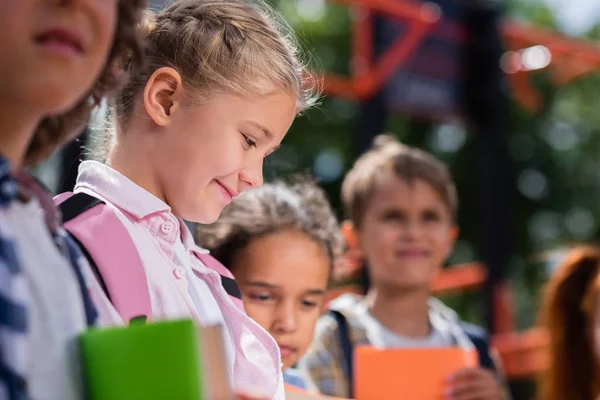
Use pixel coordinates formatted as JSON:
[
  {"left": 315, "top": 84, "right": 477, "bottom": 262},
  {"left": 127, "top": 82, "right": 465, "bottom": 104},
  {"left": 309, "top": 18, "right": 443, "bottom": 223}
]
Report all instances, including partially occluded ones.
[{"left": 354, "top": 346, "right": 477, "bottom": 400}]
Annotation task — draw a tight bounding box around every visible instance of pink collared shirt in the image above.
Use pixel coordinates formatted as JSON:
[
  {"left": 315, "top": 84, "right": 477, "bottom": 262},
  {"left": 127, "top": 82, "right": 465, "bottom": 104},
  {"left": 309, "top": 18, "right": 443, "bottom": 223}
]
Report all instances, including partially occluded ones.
[{"left": 73, "top": 161, "right": 284, "bottom": 399}]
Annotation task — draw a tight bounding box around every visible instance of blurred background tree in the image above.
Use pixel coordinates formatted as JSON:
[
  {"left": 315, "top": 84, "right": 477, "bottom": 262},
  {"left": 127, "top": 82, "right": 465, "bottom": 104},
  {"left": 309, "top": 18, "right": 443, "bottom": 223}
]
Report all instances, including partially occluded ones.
[{"left": 262, "top": 0, "right": 600, "bottom": 332}]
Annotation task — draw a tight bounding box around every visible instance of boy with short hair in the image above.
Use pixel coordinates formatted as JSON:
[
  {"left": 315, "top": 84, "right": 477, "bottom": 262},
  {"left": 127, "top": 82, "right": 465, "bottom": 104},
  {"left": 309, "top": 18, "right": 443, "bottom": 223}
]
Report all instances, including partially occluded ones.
[{"left": 299, "top": 135, "right": 508, "bottom": 400}]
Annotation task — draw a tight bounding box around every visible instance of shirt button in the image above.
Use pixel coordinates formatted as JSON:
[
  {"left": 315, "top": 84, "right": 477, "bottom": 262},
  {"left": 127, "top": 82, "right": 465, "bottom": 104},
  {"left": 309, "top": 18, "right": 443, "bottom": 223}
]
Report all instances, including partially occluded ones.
[
  {"left": 173, "top": 266, "right": 186, "bottom": 279},
  {"left": 161, "top": 221, "right": 174, "bottom": 234}
]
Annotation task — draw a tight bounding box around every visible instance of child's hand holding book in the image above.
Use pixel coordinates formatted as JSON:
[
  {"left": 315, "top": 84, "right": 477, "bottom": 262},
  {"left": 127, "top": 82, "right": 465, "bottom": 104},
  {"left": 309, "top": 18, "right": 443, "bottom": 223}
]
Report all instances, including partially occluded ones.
[{"left": 446, "top": 367, "right": 504, "bottom": 400}]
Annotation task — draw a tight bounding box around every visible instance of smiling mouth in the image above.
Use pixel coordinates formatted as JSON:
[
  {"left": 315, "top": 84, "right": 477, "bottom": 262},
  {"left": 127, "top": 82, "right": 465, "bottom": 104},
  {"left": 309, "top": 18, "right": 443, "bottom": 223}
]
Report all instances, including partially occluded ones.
[
  {"left": 34, "top": 28, "right": 85, "bottom": 56},
  {"left": 216, "top": 181, "right": 238, "bottom": 199},
  {"left": 396, "top": 249, "right": 430, "bottom": 258}
]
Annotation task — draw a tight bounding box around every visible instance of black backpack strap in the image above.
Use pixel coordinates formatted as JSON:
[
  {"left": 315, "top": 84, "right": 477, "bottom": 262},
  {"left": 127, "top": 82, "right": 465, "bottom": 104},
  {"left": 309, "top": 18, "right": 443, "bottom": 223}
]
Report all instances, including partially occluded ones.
[
  {"left": 58, "top": 192, "right": 104, "bottom": 223},
  {"left": 58, "top": 193, "right": 112, "bottom": 301},
  {"left": 220, "top": 275, "right": 242, "bottom": 299},
  {"left": 329, "top": 310, "right": 354, "bottom": 398},
  {"left": 462, "top": 323, "right": 513, "bottom": 399},
  {"left": 461, "top": 323, "right": 496, "bottom": 371}
]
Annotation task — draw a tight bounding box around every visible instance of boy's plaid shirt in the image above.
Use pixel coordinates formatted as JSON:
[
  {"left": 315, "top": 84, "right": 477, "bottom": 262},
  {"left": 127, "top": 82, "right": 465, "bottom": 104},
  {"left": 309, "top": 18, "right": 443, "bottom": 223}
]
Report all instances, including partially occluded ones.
[
  {"left": 298, "top": 295, "right": 510, "bottom": 399},
  {"left": 0, "top": 158, "right": 97, "bottom": 400},
  {"left": 299, "top": 310, "right": 370, "bottom": 398}
]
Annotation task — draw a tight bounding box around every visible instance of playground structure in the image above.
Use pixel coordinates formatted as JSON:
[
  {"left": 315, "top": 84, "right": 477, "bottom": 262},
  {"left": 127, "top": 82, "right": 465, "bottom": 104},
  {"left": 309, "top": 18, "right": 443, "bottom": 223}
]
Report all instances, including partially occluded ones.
[
  {"left": 320, "top": 0, "right": 600, "bottom": 381},
  {"left": 321, "top": 0, "right": 600, "bottom": 111}
]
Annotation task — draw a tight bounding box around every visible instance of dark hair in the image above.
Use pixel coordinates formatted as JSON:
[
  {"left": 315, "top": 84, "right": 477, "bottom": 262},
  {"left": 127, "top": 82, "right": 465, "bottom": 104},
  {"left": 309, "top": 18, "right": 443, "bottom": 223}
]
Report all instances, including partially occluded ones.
[
  {"left": 539, "top": 246, "right": 600, "bottom": 400},
  {"left": 196, "top": 176, "right": 343, "bottom": 274},
  {"left": 341, "top": 134, "right": 458, "bottom": 227},
  {"left": 24, "top": 0, "right": 146, "bottom": 167}
]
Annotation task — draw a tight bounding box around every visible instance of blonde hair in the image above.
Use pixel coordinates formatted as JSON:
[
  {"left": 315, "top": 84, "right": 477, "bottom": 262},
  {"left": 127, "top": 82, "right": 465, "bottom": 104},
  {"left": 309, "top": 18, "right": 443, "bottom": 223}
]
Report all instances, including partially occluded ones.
[
  {"left": 114, "top": 0, "right": 318, "bottom": 129},
  {"left": 342, "top": 134, "right": 458, "bottom": 227}
]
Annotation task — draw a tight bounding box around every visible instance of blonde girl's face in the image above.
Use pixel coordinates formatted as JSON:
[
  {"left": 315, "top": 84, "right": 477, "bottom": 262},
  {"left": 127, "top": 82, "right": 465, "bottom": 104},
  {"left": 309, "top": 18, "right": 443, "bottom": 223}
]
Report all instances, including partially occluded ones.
[
  {"left": 153, "top": 88, "right": 297, "bottom": 223},
  {"left": 230, "top": 230, "right": 331, "bottom": 370},
  {"left": 0, "top": 0, "right": 117, "bottom": 115}
]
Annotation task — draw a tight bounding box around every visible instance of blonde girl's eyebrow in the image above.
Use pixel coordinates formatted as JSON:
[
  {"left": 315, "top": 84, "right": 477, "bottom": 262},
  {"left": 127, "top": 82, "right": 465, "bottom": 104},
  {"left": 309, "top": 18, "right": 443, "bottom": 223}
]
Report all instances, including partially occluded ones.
[{"left": 248, "top": 121, "right": 273, "bottom": 139}]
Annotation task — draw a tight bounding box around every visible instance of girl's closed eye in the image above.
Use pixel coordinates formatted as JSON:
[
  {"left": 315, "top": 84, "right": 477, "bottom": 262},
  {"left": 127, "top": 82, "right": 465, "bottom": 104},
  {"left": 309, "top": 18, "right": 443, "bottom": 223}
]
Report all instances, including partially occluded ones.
[{"left": 242, "top": 133, "right": 257, "bottom": 149}]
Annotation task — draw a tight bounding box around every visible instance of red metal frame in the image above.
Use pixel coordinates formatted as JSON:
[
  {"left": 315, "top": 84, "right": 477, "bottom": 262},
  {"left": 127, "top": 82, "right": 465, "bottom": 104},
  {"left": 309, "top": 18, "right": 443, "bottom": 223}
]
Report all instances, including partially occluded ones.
[
  {"left": 323, "top": 0, "right": 438, "bottom": 100},
  {"left": 430, "top": 262, "right": 487, "bottom": 294},
  {"left": 322, "top": 0, "right": 600, "bottom": 112},
  {"left": 502, "top": 20, "right": 600, "bottom": 112}
]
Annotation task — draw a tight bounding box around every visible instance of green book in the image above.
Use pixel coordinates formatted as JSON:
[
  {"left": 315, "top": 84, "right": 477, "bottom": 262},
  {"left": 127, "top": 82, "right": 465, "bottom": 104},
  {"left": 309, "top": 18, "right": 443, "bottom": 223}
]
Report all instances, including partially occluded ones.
[{"left": 80, "top": 318, "right": 233, "bottom": 400}]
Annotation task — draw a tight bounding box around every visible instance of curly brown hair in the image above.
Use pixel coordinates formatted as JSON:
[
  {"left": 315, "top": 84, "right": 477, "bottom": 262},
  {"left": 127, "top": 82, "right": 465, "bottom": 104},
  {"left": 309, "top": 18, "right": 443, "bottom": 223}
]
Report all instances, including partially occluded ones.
[
  {"left": 196, "top": 176, "right": 343, "bottom": 275},
  {"left": 24, "top": 0, "right": 146, "bottom": 167}
]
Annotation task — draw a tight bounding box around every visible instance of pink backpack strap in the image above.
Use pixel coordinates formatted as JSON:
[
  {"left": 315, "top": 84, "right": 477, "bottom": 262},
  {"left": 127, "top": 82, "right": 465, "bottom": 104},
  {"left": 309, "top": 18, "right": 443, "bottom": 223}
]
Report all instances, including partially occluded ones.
[
  {"left": 196, "top": 253, "right": 245, "bottom": 311},
  {"left": 54, "top": 192, "right": 152, "bottom": 323}
]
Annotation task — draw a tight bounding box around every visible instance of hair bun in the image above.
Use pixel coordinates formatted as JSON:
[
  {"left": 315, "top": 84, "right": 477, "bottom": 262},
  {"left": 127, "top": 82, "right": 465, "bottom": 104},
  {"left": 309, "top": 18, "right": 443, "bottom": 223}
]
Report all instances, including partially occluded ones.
[{"left": 139, "top": 10, "right": 157, "bottom": 39}]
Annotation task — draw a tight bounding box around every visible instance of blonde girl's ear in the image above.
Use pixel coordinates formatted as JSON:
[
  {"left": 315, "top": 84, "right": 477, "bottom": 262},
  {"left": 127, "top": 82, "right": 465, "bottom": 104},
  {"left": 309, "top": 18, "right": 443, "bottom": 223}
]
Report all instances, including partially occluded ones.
[{"left": 143, "top": 67, "right": 184, "bottom": 127}]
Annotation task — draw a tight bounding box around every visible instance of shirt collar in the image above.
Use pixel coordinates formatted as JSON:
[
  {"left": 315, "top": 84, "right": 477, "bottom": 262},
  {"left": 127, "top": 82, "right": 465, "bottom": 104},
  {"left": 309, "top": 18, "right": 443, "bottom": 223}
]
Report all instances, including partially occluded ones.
[
  {"left": 75, "top": 161, "right": 171, "bottom": 219},
  {"left": 75, "top": 161, "right": 214, "bottom": 261},
  {"left": 179, "top": 217, "right": 210, "bottom": 256}
]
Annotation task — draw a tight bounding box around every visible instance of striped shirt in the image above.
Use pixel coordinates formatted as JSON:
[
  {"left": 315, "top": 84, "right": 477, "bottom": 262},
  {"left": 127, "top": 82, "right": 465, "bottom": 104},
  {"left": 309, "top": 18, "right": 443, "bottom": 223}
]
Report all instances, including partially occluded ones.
[
  {"left": 0, "top": 158, "right": 28, "bottom": 400},
  {"left": 0, "top": 156, "right": 97, "bottom": 400}
]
